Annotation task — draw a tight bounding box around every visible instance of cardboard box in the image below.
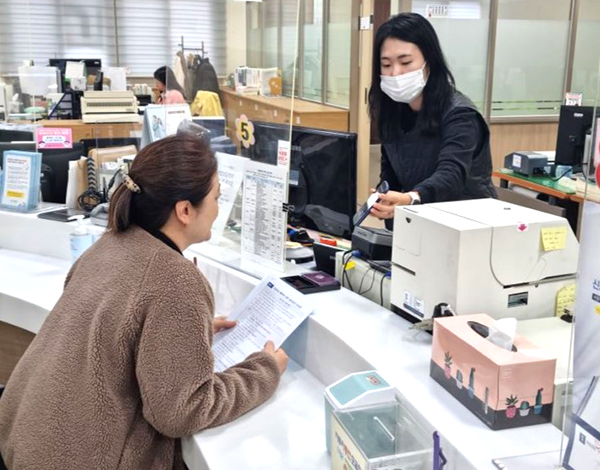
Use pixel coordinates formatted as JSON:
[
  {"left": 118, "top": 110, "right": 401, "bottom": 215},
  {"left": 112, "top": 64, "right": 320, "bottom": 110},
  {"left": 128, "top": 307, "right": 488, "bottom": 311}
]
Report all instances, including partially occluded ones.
[{"left": 431, "top": 314, "right": 556, "bottom": 430}]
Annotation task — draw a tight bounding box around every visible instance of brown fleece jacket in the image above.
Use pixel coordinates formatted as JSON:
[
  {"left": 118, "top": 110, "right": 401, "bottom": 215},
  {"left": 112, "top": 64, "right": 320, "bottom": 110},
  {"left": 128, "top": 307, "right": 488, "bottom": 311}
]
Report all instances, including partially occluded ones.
[{"left": 0, "top": 226, "right": 281, "bottom": 469}]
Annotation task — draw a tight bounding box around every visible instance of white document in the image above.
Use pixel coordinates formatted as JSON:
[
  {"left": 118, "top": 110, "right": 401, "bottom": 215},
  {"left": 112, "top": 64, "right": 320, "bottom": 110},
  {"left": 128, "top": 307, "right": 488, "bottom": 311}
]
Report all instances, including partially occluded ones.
[
  {"left": 210, "top": 152, "right": 247, "bottom": 243},
  {"left": 241, "top": 161, "right": 287, "bottom": 270},
  {"left": 65, "top": 61, "right": 85, "bottom": 80},
  {"left": 212, "top": 274, "right": 315, "bottom": 372},
  {"left": 106, "top": 67, "right": 127, "bottom": 91},
  {"left": 1, "top": 154, "right": 31, "bottom": 207},
  {"left": 566, "top": 421, "right": 600, "bottom": 469}
]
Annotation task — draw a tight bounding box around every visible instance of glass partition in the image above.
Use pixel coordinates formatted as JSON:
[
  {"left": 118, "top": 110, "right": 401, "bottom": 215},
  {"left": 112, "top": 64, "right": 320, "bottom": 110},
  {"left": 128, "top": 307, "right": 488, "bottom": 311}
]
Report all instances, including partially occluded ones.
[
  {"left": 492, "top": 0, "right": 571, "bottom": 117},
  {"left": 0, "top": 0, "right": 302, "bottom": 274},
  {"left": 302, "top": 0, "right": 323, "bottom": 102},
  {"left": 570, "top": 0, "right": 600, "bottom": 107},
  {"left": 325, "top": 0, "right": 351, "bottom": 107},
  {"left": 560, "top": 51, "right": 600, "bottom": 470},
  {"left": 411, "top": 0, "right": 491, "bottom": 111}
]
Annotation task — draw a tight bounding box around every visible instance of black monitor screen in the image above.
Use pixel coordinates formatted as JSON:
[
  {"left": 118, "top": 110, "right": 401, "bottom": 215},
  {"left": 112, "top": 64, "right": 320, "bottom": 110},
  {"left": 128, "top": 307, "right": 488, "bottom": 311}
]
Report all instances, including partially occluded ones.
[
  {"left": 48, "top": 59, "right": 102, "bottom": 91},
  {"left": 40, "top": 143, "right": 85, "bottom": 203},
  {"left": 242, "top": 122, "right": 357, "bottom": 238},
  {"left": 192, "top": 117, "right": 226, "bottom": 138},
  {"left": 0, "top": 129, "right": 34, "bottom": 142},
  {"left": 556, "top": 105, "right": 597, "bottom": 168}
]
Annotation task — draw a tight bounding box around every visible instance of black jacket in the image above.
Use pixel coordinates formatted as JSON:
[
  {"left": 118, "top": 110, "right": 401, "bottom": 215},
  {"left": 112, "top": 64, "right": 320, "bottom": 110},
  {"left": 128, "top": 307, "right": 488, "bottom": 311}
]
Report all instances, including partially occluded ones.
[{"left": 381, "top": 91, "right": 497, "bottom": 206}]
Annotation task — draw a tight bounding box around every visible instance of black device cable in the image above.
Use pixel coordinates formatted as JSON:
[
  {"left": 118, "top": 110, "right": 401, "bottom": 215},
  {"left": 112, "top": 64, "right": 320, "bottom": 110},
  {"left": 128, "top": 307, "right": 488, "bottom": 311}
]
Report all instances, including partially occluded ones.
[
  {"left": 356, "top": 267, "right": 373, "bottom": 295},
  {"left": 543, "top": 167, "right": 573, "bottom": 181},
  {"left": 358, "top": 268, "right": 377, "bottom": 295},
  {"left": 380, "top": 272, "right": 391, "bottom": 306},
  {"left": 341, "top": 250, "right": 355, "bottom": 292}
]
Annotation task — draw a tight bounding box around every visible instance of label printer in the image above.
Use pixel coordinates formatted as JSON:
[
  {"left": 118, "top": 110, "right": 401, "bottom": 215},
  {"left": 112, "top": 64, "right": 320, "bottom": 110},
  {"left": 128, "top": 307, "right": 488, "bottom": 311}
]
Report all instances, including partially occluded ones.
[{"left": 391, "top": 199, "right": 579, "bottom": 322}]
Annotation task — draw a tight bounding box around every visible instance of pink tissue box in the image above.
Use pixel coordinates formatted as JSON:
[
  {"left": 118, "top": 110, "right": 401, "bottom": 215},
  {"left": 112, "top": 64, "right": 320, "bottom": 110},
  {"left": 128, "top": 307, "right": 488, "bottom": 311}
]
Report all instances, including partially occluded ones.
[{"left": 431, "top": 314, "right": 556, "bottom": 430}]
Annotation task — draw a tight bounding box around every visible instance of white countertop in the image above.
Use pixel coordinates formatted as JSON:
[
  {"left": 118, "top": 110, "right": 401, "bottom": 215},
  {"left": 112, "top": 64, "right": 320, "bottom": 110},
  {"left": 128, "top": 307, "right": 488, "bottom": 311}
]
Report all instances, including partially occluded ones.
[{"left": 0, "top": 210, "right": 569, "bottom": 470}]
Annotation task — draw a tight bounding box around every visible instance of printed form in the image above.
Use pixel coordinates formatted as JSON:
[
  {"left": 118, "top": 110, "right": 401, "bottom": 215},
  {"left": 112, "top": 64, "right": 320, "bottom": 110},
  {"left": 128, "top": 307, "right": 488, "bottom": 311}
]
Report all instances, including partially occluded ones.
[
  {"left": 212, "top": 274, "right": 315, "bottom": 372},
  {"left": 241, "top": 161, "right": 287, "bottom": 270}
]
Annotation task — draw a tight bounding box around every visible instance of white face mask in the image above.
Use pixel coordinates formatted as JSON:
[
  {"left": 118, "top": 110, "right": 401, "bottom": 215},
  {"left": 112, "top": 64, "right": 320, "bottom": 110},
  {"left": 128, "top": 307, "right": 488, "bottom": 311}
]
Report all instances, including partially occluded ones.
[{"left": 380, "top": 63, "right": 428, "bottom": 104}]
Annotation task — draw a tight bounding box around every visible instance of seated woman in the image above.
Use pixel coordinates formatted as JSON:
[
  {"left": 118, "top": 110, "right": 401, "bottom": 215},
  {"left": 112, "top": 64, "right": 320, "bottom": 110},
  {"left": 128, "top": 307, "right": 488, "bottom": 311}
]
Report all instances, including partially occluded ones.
[
  {"left": 154, "top": 65, "right": 187, "bottom": 104},
  {"left": 368, "top": 13, "right": 497, "bottom": 223},
  {"left": 0, "top": 134, "right": 288, "bottom": 469}
]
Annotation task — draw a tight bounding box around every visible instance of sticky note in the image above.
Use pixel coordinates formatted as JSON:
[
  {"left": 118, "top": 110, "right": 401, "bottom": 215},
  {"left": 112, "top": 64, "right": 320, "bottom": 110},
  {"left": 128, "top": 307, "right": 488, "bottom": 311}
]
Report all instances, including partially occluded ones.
[
  {"left": 541, "top": 226, "right": 567, "bottom": 251},
  {"left": 555, "top": 283, "right": 576, "bottom": 316},
  {"left": 345, "top": 261, "right": 356, "bottom": 271}
]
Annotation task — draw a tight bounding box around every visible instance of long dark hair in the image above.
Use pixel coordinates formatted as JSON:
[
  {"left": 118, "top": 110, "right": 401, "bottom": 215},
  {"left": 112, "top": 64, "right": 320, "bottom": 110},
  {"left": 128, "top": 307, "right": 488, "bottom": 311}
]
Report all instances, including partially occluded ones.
[
  {"left": 108, "top": 134, "right": 217, "bottom": 233},
  {"left": 368, "top": 13, "right": 455, "bottom": 140},
  {"left": 153, "top": 66, "right": 186, "bottom": 100}
]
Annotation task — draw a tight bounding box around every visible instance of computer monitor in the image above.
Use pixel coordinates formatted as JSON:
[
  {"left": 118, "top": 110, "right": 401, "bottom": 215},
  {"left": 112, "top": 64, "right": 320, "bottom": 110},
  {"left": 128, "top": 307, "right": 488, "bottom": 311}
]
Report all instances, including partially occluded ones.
[
  {"left": 242, "top": 122, "right": 357, "bottom": 238},
  {"left": 0, "top": 129, "right": 34, "bottom": 142},
  {"left": 555, "top": 105, "right": 598, "bottom": 170},
  {"left": 192, "top": 117, "right": 226, "bottom": 138},
  {"left": 40, "top": 143, "right": 85, "bottom": 203},
  {"left": 48, "top": 59, "right": 102, "bottom": 91}
]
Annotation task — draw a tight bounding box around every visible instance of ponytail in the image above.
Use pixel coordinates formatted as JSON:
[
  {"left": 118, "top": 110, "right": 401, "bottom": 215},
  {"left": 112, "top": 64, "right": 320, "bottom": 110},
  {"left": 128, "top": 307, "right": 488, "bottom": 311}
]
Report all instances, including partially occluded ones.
[{"left": 107, "top": 183, "right": 133, "bottom": 232}]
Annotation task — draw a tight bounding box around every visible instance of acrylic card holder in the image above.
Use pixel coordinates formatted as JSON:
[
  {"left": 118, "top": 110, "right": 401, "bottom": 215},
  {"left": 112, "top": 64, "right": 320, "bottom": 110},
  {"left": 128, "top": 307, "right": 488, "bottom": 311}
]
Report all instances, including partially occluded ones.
[{"left": 0, "top": 150, "right": 42, "bottom": 212}]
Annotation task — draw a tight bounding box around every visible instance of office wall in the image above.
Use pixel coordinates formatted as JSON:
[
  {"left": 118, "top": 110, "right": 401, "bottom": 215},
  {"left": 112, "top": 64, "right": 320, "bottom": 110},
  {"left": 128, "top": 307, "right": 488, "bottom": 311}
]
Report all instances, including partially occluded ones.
[
  {"left": 227, "top": 0, "right": 248, "bottom": 76},
  {"left": 489, "top": 122, "right": 559, "bottom": 174}
]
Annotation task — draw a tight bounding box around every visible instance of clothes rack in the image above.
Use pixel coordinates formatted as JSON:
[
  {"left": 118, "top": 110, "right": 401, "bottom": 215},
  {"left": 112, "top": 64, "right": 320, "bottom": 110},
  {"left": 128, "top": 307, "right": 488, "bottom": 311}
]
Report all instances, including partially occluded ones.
[{"left": 178, "top": 36, "right": 206, "bottom": 60}]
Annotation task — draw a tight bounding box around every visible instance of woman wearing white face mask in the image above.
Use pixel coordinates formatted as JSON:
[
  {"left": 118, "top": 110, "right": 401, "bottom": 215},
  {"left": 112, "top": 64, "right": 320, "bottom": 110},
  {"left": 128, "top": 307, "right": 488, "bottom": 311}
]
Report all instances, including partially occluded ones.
[{"left": 368, "top": 13, "right": 497, "bottom": 223}]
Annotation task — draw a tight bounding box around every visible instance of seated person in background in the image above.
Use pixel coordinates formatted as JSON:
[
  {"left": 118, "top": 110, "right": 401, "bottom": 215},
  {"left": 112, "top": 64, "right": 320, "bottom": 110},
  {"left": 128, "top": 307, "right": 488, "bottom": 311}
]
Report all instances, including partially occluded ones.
[
  {"left": 0, "top": 134, "right": 288, "bottom": 470},
  {"left": 368, "top": 13, "right": 497, "bottom": 224},
  {"left": 154, "top": 65, "right": 187, "bottom": 104}
]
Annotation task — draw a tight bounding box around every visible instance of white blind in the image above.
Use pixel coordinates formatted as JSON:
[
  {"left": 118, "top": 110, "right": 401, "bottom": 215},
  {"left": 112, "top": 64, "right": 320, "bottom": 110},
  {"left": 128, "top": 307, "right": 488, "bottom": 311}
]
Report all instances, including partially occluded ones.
[
  {"left": 0, "top": 0, "right": 117, "bottom": 75},
  {"left": 0, "top": 0, "right": 227, "bottom": 76},
  {"left": 116, "top": 0, "right": 227, "bottom": 75}
]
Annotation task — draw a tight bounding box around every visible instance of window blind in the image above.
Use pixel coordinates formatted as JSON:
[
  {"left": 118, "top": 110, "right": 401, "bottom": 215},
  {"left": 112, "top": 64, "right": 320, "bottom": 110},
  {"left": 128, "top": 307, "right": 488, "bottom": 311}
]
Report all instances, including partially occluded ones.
[
  {"left": 116, "top": 0, "right": 227, "bottom": 76},
  {"left": 0, "top": 0, "right": 117, "bottom": 75},
  {"left": 0, "top": 0, "right": 227, "bottom": 76}
]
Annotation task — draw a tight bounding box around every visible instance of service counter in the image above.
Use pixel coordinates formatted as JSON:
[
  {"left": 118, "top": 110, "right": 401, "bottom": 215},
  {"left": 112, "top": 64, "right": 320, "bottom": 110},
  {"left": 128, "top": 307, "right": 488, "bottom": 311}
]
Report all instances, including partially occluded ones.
[{"left": 0, "top": 208, "right": 568, "bottom": 470}]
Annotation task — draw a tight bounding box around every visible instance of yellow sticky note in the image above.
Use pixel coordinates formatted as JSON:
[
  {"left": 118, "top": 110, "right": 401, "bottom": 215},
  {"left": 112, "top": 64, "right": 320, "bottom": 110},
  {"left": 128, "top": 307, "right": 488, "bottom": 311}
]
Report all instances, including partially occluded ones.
[
  {"left": 595, "top": 306, "right": 600, "bottom": 315},
  {"left": 556, "top": 283, "right": 576, "bottom": 316},
  {"left": 345, "top": 260, "right": 356, "bottom": 271},
  {"left": 541, "top": 226, "right": 567, "bottom": 251}
]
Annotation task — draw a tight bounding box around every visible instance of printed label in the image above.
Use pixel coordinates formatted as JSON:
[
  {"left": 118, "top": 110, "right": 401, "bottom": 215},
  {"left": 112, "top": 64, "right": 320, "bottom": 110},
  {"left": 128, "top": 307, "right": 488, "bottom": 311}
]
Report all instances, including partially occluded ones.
[
  {"left": 36, "top": 128, "right": 73, "bottom": 149},
  {"left": 512, "top": 154, "right": 522, "bottom": 169}
]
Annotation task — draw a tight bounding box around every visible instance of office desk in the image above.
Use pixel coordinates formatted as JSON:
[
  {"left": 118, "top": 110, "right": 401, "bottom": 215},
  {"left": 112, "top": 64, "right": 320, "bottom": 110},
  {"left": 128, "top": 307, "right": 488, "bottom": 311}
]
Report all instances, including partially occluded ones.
[
  {"left": 494, "top": 169, "right": 581, "bottom": 234},
  {"left": 220, "top": 89, "right": 349, "bottom": 154},
  {"left": 493, "top": 169, "right": 575, "bottom": 203},
  {"left": 38, "top": 119, "right": 142, "bottom": 142}
]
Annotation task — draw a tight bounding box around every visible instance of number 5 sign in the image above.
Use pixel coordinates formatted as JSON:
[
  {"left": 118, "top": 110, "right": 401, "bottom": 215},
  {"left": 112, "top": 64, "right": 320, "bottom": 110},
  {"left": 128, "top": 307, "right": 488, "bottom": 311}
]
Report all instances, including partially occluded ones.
[{"left": 235, "top": 114, "right": 256, "bottom": 149}]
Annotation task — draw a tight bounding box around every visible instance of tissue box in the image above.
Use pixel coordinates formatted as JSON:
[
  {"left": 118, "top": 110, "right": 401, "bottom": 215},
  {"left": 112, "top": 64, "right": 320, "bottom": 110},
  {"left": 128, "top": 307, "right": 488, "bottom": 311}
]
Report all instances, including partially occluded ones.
[{"left": 430, "top": 314, "right": 556, "bottom": 430}]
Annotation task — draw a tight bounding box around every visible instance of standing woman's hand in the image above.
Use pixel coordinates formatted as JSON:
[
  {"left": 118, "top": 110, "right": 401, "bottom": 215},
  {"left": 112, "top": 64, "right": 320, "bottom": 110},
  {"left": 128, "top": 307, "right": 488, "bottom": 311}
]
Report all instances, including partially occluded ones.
[{"left": 370, "top": 190, "right": 411, "bottom": 219}]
